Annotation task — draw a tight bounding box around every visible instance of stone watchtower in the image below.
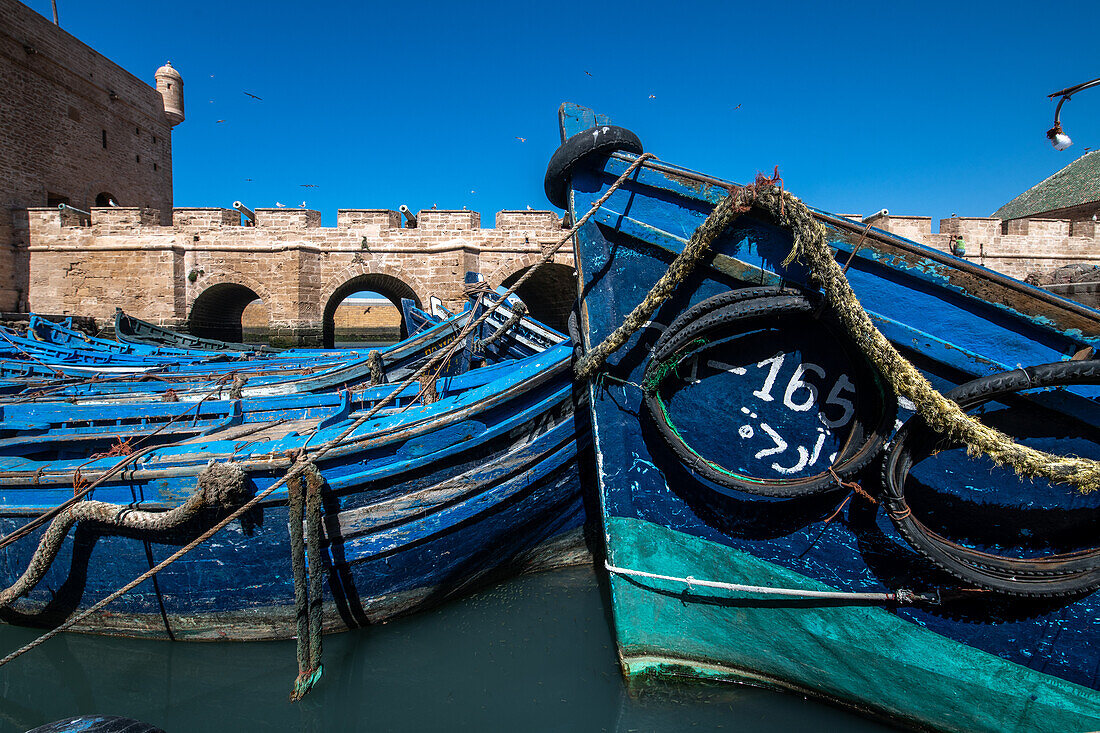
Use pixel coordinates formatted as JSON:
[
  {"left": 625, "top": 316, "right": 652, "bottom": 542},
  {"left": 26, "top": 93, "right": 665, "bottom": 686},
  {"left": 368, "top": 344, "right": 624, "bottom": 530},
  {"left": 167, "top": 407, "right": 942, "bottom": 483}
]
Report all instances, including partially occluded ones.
[{"left": 155, "top": 62, "right": 185, "bottom": 127}]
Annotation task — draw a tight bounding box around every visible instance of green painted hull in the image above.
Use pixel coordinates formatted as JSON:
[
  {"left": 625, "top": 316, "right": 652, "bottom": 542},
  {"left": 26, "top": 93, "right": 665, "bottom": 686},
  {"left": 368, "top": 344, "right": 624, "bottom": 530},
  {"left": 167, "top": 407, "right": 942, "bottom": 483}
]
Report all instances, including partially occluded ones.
[{"left": 606, "top": 517, "right": 1100, "bottom": 733}]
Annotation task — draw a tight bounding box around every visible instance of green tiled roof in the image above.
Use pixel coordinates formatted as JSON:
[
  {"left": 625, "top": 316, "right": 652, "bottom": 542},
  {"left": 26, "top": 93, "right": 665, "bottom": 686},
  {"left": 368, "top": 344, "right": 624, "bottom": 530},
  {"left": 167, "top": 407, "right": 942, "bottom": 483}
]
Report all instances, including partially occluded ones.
[{"left": 992, "top": 150, "right": 1100, "bottom": 220}]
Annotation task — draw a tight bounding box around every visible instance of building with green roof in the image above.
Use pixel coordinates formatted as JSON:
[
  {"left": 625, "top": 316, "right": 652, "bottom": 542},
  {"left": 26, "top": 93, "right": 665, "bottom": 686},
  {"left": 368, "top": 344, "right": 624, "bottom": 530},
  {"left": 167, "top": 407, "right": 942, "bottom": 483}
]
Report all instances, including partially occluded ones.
[{"left": 992, "top": 151, "right": 1100, "bottom": 222}]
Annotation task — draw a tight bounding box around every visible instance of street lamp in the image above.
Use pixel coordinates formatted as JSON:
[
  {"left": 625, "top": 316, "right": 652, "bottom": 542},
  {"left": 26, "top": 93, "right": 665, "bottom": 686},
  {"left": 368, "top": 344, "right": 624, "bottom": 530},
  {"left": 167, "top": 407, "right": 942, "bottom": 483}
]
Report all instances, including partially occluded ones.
[{"left": 1047, "top": 76, "right": 1100, "bottom": 151}]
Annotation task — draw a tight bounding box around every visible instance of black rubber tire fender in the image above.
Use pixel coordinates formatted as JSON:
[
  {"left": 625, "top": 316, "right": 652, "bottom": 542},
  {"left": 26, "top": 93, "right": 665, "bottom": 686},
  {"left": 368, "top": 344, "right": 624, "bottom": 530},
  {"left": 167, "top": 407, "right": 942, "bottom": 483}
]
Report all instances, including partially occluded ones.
[
  {"left": 880, "top": 359, "right": 1100, "bottom": 597},
  {"left": 643, "top": 291, "right": 895, "bottom": 499},
  {"left": 544, "top": 126, "right": 643, "bottom": 210}
]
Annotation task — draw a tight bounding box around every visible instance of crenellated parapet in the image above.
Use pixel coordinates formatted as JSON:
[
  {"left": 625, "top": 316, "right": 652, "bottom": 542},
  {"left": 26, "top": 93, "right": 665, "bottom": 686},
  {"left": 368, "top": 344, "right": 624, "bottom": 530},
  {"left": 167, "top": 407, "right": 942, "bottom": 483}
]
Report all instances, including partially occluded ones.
[
  {"left": 23, "top": 204, "right": 573, "bottom": 345},
  {"left": 868, "top": 213, "right": 1100, "bottom": 282}
]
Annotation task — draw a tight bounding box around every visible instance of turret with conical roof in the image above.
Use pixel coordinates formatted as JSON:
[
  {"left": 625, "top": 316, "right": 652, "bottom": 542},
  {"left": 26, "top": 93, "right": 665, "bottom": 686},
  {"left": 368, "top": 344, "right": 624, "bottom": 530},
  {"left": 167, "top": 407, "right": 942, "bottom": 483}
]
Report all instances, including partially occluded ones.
[{"left": 155, "top": 61, "right": 184, "bottom": 127}]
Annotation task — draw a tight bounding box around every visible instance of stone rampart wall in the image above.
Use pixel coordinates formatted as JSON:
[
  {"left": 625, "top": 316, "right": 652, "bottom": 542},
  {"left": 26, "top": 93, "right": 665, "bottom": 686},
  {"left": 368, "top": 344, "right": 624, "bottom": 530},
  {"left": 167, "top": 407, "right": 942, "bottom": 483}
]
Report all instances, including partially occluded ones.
[
  {"left": 0, "top": 0, "right": 174, "bottom": 311},
  {"left": 865, "top": 214, "right": 1099, "bottom": 282},
  {"left": 26, "top": 206, "right": 571, "bottom": 345}
]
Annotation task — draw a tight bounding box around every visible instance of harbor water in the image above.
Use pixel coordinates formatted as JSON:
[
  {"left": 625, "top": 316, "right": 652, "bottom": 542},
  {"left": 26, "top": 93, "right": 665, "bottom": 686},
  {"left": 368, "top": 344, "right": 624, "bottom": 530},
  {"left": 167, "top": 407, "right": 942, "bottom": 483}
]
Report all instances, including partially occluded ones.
[{"left": 0, "top": 565, "right": 897, "bottom": 732}]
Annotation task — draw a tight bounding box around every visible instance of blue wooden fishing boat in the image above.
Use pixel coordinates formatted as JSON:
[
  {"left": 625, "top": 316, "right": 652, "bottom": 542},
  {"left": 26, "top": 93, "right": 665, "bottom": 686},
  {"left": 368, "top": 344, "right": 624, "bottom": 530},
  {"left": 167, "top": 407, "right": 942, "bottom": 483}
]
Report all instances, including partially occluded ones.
[
  {"left": 550, "top": 103, "right": 1100, "bottom": 732},
  {"left": 0, "top": 338, "right": 585, "bottom": 643},
  {"left": 114, "top": 309, "right": 281, "bottom": 353}
]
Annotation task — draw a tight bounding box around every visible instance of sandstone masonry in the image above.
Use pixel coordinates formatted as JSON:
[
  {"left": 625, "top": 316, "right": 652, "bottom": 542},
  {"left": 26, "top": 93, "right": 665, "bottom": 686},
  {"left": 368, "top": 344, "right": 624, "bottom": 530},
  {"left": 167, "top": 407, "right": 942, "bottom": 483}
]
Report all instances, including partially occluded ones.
[
  {"left": 25, "top": 206, "right": 574, "bottom": 346},
  {"left": 0, "top": 0, "right": 177, "bottom": 312},
  {"left": 866, "top": 213, "right": 1099, "bottom": 282}
]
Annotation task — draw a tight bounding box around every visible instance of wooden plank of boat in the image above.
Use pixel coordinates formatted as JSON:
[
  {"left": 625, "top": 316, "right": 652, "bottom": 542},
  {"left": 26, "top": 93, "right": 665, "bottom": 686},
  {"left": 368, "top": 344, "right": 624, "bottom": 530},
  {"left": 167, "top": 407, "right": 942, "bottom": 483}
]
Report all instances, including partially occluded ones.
[
  {"left": 0, "top": 343, "right": 586, "bottom": 640},
  {"left": 552, "top": 102, "right": 1100, "bottom": 733}
]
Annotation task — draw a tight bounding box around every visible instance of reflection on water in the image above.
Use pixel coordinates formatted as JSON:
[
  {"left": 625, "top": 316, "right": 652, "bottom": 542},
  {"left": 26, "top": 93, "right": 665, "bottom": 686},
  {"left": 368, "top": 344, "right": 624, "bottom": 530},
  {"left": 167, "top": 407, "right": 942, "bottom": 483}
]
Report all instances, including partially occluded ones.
[{"left": 0, "top": 566, "right": 896, "bottom": 732}]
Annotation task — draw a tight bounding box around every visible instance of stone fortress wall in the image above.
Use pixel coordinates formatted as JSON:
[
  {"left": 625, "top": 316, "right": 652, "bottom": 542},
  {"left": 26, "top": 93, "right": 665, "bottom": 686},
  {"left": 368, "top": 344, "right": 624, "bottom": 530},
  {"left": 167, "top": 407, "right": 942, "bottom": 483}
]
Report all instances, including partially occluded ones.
[
  {"left": 24, "top": 205, "right": 573, "bottom": 346},
  {"left": 868, "top": 214, "right": 1099, "bottom": 282},
  {"left": 0, "top": 0, "right": 177, "bottom": 312}
]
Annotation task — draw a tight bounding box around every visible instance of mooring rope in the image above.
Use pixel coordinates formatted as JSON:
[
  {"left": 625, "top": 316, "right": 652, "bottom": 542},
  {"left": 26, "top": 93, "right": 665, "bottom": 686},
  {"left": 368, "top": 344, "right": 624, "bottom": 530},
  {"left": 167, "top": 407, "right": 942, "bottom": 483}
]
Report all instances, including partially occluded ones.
[
  {"left": 574, "top": 171, "right": 775, "bottom": 379},
  {"left": 288, "top": 461, "right": 325, "bottom": 700},
  {"left": 0, "top": 151, "right": 658, "bottom": 689},
  {"left": 765, "top": 183, "right": 1100, "bottom": 494},
  {"left": 604, "top": 562, "right": 934, "bottom": 604},
  {"left": 575, "top": 160, "right": 1100, "bottom": 494},
  {"left": 0, "top": 461, "right": 249, "bottom": 609},
  {"left": 475, "top": 302, "right": 527, "bottom": 352},
  {"left": 367, "top": 350, "right": 383, "bottom": 385}
]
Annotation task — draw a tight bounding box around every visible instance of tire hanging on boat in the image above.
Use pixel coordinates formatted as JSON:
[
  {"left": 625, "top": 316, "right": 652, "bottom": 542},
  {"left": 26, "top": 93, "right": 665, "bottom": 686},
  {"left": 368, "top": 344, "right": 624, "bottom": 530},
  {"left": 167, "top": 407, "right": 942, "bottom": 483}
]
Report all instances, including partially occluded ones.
[
  {"left": 641, "top": 287, "right": 896, "bottom": 498},
  {"left": 881, "top": 359, "right": 1100, "bottom": 597},
  {"left": 544, "top": 125, "right": 643, "bottom": 210}
]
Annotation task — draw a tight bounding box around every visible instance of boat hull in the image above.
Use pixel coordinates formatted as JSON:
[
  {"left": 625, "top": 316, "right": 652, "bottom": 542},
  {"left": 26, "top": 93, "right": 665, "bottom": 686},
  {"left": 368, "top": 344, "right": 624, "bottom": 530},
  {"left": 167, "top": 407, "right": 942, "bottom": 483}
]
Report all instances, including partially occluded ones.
[
  {"left": 558, "top": 104, "right": 1100, "bottom": 731},
  {"left": 0, "top": 346, "right": 589, "bottom": 640}
]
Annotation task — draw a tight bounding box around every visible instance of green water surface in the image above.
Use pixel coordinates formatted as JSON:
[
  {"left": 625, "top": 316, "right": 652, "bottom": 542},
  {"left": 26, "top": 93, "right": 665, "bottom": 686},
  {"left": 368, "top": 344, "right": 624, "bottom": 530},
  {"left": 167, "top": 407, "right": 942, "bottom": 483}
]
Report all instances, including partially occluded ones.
[{"left": 0, "top": 566, "right": 897, "bottom": 732}]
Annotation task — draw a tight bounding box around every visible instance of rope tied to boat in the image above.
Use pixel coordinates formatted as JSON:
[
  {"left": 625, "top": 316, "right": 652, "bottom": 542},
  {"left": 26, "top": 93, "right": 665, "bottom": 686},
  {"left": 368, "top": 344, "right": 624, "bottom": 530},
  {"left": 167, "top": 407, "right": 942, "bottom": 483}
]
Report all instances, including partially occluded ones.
[
  {"left": 287, "top": 458, "right": 325, "bottom": 701},
  {"left": 227, "top": 374, "right": 247, "bottom": 400},
  {"left": 0, "top": 460, "right": 250, "bottom": 609},
  {"left": 574, "top": 170, "right": 780, "bottom": 380},
  {"left": 0, "top": 151, "right": 658, "bottom": 687},
  {"left": 367, "top": 349, "right": 383, "bottom": 385},
  {"left": 761, "top": 182, "right": 1100, "bottom": 494},
  {"left": 475, "top": 301, "right": 527, "bottom": 352}
]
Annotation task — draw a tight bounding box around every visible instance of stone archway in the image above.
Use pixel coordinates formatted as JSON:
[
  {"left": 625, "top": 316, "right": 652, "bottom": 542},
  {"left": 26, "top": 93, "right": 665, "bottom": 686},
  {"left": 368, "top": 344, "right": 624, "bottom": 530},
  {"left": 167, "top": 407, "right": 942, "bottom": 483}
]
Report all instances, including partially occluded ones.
[
  {"left": 499, "top": 262, "right": 576, "bottom": 333},
  {"left": 321, "top": 273, "right": 421, "bottom": 348},
  {"left": 189, "top": 282, "right": 263, "bottom": 343}
]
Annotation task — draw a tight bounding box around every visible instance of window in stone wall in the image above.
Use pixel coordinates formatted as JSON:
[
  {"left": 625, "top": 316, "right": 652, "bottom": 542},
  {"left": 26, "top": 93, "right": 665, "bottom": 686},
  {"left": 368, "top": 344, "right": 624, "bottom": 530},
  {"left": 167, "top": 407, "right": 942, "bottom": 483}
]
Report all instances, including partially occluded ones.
[
  {"left": 135, "top": 127, "right": 140, "bottom": 135},
  {"left": 136, "top": 155, "right": 141, "bottom": 163},
  {"left": 153, "top": 163, "right": 158, "bottom": 171},
  {"left": 101, "top": 130, "right": 107, "bottom": 149}
]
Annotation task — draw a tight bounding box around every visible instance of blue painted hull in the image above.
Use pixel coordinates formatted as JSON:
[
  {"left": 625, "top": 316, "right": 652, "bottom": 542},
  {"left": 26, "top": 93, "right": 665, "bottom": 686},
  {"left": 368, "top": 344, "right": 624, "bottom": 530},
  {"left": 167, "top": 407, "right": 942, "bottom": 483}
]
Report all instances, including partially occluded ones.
[
  {"left": 0, "top": 344, "right": 588, "bottom": 639},
  {"left": 558, "top": 105, "right": 1100, "bottom": 731}
]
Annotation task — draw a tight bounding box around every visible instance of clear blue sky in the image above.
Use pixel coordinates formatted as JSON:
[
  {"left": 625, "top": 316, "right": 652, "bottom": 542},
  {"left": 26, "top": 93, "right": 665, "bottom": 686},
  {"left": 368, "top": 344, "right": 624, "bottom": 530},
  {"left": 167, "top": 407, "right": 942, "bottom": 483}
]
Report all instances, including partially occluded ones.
[{"left": 23, "top": 0, "right": 1100, "bottom": 227}]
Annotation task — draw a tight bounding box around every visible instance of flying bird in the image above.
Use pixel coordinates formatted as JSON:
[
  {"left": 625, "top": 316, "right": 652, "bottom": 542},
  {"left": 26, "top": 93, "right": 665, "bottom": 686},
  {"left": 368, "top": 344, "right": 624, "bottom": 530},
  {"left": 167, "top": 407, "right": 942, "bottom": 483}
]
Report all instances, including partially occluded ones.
[
  {"left": 299, "top": 184, "right": 319, "bottom": 188},
  {"left": 244, "top": 178, "right": 253, "bottom": 182},
  {"left": 243, "top": 91, "right": 263, "bottom": 101},
  {"left": 515, "top": 136, "right": 526, "bottom": 142},
  {"left": 215, "top": 119, "right": 226, "bottom": 123},
  {"left": 275, "top": 201, "right": 286, "bottom": 208},
  {"left": 584, "top": 71, "right": 592, "bottom": 77},
  {"left": 733, "top": 104, "right": 742, "bottom": 110},
  {"left": 648, "top": 95, "right": 656, "bottom": 99}
]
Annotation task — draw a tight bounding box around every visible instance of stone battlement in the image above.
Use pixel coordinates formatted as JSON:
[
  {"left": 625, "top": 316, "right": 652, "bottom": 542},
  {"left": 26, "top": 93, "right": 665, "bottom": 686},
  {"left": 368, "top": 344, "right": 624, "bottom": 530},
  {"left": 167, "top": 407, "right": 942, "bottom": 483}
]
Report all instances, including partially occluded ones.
[
  {"left": 23, "top": 203, "right": 574, "bottom": 346},
  {"left": 26, "top": 207, "right": 565, "bottom": 235},
  {"left": 862, "top": 214, "right": 1100, "bottom": 282}
]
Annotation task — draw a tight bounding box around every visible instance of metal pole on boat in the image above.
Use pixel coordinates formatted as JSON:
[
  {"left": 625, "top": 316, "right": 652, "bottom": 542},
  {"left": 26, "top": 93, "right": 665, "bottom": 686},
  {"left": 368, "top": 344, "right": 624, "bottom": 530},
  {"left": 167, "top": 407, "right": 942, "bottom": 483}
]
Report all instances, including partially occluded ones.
[
  {"left": 399, "top": 205, "right": 417, "bottom": 228},
  {"left": 233, "top": 201, "right": 256, "bottom": 226}
]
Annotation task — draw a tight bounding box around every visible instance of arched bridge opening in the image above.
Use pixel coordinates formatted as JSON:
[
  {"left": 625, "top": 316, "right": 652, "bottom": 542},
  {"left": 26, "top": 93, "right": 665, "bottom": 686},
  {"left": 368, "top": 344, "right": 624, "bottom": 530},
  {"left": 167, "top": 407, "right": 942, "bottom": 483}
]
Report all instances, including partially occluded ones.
[
  {"left": 501, "top": 263, "right": 575, "bottom": 333},
  {"left": 189, "top": 283, "right": 264, "bottom": 343},
  {"left": 323, "top": 274, "right": 421, "bottom": 349}
]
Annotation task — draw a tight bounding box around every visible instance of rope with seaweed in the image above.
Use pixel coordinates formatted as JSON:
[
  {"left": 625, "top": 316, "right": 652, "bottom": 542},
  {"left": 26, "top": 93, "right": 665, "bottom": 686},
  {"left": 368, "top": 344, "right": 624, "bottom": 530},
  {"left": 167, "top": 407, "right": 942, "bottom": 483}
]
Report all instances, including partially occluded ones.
[
  {"left": 767, "top": 183, "right": 1100, "bottom": 494},
  {"left": 575, "top": 161, "right": 1100, "bottom": 494}
]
